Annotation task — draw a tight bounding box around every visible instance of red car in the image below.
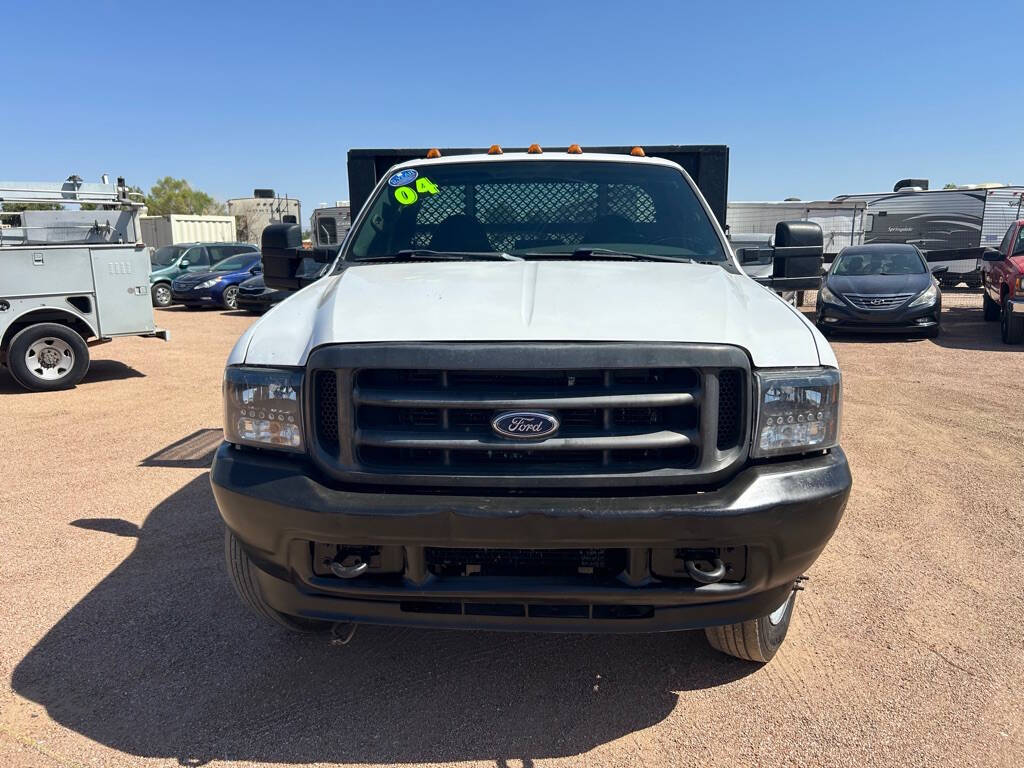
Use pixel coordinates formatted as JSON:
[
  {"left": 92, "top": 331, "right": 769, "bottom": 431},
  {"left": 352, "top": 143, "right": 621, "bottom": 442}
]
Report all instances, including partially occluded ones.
[{"left": 982, "top": 219, "right": 1024, "bottom": 344}]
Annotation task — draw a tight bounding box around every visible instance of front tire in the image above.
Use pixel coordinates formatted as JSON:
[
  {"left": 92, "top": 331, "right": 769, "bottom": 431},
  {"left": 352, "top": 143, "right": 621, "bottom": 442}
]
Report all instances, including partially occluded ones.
[
  {"left": 224, "top": 529, "right": 330, "bottom": 633},
  {"left": 151, "top": 282, "right": 173, "bottom": 308},
  {"left": 7, "top": 323, "right": 90, "bottom": 391},
  {"left": 1001, "top": 299, "right": 1023, "bottom": 344},
  {"left": 704, "top": 589, "right": 796, "bottom": 663},
  {"left": 983, "top": 292, "right": 1000, "bottom": 321},
  {"left": 221, "top": 285, "right": 239, "bottom": 309}
]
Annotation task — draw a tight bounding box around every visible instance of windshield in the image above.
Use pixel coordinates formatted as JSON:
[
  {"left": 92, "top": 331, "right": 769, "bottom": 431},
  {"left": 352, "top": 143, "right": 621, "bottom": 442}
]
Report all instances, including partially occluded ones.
[
  {"left": 151, "top": 246, "right": 185, "bottom": 266},
  {"left": 833, "top": 249, "right": 926, "bottom": 276},
  {"left": 211, "top": 254, "right": 256, "bottom": 272},
  {"left": 345, "top": 160, "right": 727, "bottom": 263}
]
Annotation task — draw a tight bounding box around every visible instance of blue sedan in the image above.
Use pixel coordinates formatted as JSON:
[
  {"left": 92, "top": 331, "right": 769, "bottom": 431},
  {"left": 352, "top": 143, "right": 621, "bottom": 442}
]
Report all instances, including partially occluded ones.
[{"left": 171, "top": 252, "right": 262, "bottom": 309}]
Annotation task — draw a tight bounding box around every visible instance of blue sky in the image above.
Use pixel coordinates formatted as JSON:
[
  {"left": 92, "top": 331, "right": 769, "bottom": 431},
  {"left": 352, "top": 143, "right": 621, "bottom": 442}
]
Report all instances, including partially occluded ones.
[{"left": 2, "top": 1, "right": 1019, "bottom": 213}]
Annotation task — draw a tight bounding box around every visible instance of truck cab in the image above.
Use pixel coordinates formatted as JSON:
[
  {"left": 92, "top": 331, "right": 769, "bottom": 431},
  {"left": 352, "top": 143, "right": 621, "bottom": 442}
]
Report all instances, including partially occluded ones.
[
  {"left": 212, "top": 146, "right": 850, "bottom": 663},
  {"left": 981, "top": 220, "right": 1024, "bottom": 343}
]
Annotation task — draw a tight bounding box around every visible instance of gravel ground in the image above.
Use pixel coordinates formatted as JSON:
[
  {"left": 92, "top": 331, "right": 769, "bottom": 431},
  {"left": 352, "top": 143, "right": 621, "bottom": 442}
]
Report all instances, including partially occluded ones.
[{"left": 2, "top": 304, "right": 1022, "bottom": 768}]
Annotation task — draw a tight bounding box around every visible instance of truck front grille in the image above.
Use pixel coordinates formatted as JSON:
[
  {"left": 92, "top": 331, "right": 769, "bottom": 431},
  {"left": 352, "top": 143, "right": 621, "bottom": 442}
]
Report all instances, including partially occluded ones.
[
  {"left": 308, "top": 344, "right": 749, "bottom": 488},
  {"left": 349, "top": 367, "right": 700, "bottom": 473}
]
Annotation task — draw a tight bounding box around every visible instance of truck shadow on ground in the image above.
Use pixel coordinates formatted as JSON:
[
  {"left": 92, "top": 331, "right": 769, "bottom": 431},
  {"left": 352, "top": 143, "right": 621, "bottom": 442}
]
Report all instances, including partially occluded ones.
[
  {"left": 11, "top": 474, "right": 756, "bottom": 766},
  {"left": 0, "top": 359, "right": 145, "bottom": 394}
]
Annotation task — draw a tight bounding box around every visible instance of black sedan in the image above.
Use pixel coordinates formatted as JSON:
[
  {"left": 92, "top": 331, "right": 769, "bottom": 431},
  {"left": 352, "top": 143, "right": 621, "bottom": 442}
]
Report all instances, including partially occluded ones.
[
  {"left": 235, "top": 258, "right": 329, "bottom": 314},
  {"left": 816, "top": 244, "right": 942, "bottom": 338}
]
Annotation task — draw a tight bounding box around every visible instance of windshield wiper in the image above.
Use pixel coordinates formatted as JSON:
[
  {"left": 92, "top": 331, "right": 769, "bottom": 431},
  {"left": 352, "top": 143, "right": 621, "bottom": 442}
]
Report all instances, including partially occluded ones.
[
  {"left": 354, "top": 249, "right": 522, "bottom": 263},
  {"left": 519, "top": 248, "right": 693, "bottom": 263}
]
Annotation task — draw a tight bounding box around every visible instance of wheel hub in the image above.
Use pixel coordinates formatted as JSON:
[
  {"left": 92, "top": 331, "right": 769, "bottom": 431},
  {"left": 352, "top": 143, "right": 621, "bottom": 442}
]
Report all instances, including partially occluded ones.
[
  {"left": 26, "top": 338, "right": 74, "bottom": 380},
  {"left": 38, "top": 347, "right": 62, "bottom": 368}
]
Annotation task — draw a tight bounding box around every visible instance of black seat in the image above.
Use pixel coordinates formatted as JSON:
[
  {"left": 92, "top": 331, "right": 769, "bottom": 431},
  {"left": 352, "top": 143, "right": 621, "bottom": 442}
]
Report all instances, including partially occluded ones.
[{"left": 429, "top": 214, "right": 492, "bottom": 253}]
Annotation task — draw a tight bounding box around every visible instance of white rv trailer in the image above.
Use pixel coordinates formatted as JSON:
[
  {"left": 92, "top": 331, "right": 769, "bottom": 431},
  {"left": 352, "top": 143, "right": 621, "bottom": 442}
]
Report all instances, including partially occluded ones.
[
  {"left": 727, "top": 199, "right": 867, "bottom": 258},
  {"left": 310, "top": 202, "right": 351, "bottom": 249},
  {"left": 832, "top": 183, "right": 1024, "bottom": 287}
]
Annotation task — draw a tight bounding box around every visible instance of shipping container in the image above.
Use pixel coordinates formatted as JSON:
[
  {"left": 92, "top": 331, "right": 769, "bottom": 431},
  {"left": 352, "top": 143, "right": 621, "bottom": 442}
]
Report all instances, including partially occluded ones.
[{"left": 140, "top": 215, "right": 237, "bottom": 249}]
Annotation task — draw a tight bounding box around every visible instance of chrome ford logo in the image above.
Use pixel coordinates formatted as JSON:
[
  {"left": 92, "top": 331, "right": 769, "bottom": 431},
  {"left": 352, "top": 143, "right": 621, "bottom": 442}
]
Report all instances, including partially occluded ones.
[{"left": 491, "top": 411, "right": 559, "bottom": 440}]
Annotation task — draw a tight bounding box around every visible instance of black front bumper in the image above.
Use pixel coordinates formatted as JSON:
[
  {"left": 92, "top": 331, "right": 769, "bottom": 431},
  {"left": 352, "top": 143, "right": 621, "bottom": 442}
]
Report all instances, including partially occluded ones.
[
  {"left": 816, "top": 298, "right": 940, "bottom": 333},
  {"left": 236, "top": 291, "right": 282, "bottom": 311},
  {"left": 211, "top": 443, "right": 851, "bottom": 633},
  {"left": 171, "top": 287, "right": 214, "bottom": 305}
]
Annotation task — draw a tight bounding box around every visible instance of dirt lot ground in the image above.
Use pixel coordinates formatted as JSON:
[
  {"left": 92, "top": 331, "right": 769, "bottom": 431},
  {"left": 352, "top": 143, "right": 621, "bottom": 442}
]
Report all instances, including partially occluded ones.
[{"left": 2, "top": 303, "right": 1022, "bottom": 768}]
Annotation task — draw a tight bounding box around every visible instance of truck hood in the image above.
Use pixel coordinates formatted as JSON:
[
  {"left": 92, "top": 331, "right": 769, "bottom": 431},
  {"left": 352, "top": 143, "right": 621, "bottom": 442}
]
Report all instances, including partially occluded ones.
[{"left": 232, "top": 261, "right": 832, "bottom": 368}]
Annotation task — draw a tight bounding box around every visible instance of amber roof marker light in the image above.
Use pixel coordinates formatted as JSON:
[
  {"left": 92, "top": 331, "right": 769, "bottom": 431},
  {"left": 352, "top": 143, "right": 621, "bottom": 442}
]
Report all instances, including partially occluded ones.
[
  {"left": 630, "top": 146, "right": 646, "bottom": 157},
  {"left": 487, "top": 144, "right": 504, "bottom": 155},
  {"left": 527, "top": 144, "right": 543, "bottom": 154},
  {"left": 567, "top": 144, "right": 583, "bottom": 154},
  {"left": 426, "top": 148, "right": 441, "bottom": 158}
]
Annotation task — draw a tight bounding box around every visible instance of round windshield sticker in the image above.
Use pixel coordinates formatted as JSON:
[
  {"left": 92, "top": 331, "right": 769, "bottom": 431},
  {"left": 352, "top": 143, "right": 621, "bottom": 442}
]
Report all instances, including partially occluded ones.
[{"left": 388, "top": 169, "right": 419, "bottom": 187}]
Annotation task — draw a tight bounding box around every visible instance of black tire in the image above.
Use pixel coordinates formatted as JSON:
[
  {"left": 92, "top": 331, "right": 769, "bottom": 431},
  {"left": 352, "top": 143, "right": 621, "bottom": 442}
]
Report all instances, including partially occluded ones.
[
  {"left": 7, "top": 323, "right": 90, "bottom": 391},
  {"left": 222, "top": 285, "right": 239, "bottom": 309},
  {"left": 151, "top": 282, "right": 173, "bottom": 308},
  {"left": 1001, "top": 299, "right": 1024, "bottom": 344},
  {"left": 704, "top": 589, "right": 796, "bottom": 663},
  {"left": 983, "top": 292, "right": 1001, "bottom": 321},
  {"left": 224, "top": 529, "right": 330, "bottom": 633}
]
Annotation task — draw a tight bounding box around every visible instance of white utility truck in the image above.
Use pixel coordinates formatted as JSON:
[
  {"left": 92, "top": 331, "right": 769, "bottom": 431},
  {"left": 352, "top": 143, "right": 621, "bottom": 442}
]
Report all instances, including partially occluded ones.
[
  {"left": 0, "top": 176, "right": 168, "bottom": 391},
  {"left": 210, "top": 145, "right": 850, "bottom": 663}
]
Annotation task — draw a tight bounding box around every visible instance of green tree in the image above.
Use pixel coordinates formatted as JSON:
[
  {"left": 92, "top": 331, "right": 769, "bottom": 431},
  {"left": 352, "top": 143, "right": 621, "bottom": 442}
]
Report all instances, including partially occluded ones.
[
  {"left": 145, "top": 177, "right": 226, "bottom": 215},
  {"left": 943, "top": 183, "right": 958, "bottom": 189}
]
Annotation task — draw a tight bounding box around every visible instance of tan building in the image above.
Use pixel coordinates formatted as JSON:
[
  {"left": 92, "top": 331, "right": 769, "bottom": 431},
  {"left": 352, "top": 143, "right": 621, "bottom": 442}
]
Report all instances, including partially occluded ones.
[{"left": 228, "top": 193, "right": 301, "bottom": 244}]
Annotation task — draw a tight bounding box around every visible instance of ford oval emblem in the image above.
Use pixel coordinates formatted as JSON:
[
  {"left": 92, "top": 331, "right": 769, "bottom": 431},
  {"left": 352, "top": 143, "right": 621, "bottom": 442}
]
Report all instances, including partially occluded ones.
[{"left": 491, "top": 411, "right": 559, "bottom": 440}]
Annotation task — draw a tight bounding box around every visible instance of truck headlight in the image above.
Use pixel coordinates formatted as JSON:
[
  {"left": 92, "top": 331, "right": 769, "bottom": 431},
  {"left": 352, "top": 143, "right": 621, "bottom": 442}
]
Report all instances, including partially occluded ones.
[
  {"left": 819, "top": 285, "right": 843, "bottom": 306},
  {"left": 198, "top": 277, "right": 223, "bottom": 289},
  {"left": 753, "top": 368, "right": 841, "bottom": 458},
  {"left": 223, "top": 367, "right": 304, "bottom": 452},
  {"left": 908, "top": 283, "right": 938, "bottom": 307}
]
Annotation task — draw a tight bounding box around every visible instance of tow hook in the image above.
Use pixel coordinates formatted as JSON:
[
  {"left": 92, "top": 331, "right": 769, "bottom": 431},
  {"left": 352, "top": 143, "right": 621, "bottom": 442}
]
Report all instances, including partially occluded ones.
[
  {"left": 331, "top": 622, "right": 358, "bottom": 646},
  {"left": 330, "top": 558, "right": 369, "bottom": 579},
  {"left": 684, "top": 557, "right": 727, "bottom": 585}
]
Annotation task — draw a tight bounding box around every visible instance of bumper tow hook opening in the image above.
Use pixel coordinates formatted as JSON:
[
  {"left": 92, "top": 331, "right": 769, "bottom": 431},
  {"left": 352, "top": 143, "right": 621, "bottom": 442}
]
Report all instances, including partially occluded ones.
[
  {"left": 330, "top": 622, "right": 358, "bottom": 646},
  {"left": 684, "top": 558, "right": 726, "bottom": 585},
  {"left": 329, "top": 558, "right": 369, "bottom": 579}
]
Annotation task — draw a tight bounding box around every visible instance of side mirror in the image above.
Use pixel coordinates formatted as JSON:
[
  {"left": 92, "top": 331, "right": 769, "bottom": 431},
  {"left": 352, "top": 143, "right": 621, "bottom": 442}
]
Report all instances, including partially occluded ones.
[
  {"left": 261, "top": 223, "right": 304, "bottom": 290},
  {"left": 250, "top": 264, "right": 262, "bottom": 275},
  {"left": 930, "top": 265, "right": 949, "bottom": 274},
  {"left": 180, "top": 259, "right": 190, "bottom": 268},
  {"left": 982, "top": 248, "right": 1004, "bottom": 262},
  {"left": 754, "top": 221, "right": 824, "bottom": 291}
]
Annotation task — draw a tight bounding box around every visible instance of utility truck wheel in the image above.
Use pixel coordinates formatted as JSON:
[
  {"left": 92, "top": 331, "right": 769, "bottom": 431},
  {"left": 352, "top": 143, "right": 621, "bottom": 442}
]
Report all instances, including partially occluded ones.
[
  {"left": 8, "top": 323, "right": 89, "bottom": 391},
  {"left": 983, "top": 292, "right": 1000, "bottom": 321},
  {"left": 222, "top": 286, "right": 239, "bottom": 309},
  {"left": 704, "top": 589, "right": 796, "bottom": 663},
  {"left": 224, "top": 529, "right": 330, "bottom": 633},
  {"left": 151, "top": 282, "right": 173, "bottom": 308},
  {"left": 1001, "top": 300, "right": 1023, "bottom": 344}
]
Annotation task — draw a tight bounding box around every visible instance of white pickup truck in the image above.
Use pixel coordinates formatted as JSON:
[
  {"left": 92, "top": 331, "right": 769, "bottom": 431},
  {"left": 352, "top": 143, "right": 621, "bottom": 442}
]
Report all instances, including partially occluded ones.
[{"left": 211, "top": 146, "right": 851, "bottom": 663}]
